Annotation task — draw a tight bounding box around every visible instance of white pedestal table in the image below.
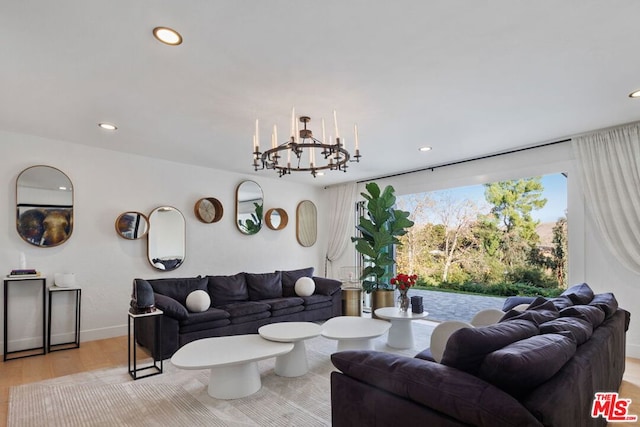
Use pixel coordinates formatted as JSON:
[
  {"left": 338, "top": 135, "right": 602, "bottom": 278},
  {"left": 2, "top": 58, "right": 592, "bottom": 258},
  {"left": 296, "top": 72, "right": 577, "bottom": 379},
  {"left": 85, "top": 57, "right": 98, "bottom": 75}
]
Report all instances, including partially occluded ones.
[
  {"left": 374, "top": 307, "right": 429, "bottom": 349},
  {"left": 258, "top": 322, "right": 321, "bottom": 377}
]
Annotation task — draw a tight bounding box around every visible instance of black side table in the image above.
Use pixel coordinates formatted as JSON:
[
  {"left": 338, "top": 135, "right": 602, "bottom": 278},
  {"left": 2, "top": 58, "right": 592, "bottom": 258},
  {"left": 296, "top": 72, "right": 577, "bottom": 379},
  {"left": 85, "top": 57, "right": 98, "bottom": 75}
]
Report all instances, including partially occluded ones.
[
  {"left": 3, "top": 276, "right": 47, "bottom": 361},
  {"left": 128, "top": 309, "right": 163, "bottom": 380},
  {"left": 47, "top": 286, "right": 81, "bottom": 352}
]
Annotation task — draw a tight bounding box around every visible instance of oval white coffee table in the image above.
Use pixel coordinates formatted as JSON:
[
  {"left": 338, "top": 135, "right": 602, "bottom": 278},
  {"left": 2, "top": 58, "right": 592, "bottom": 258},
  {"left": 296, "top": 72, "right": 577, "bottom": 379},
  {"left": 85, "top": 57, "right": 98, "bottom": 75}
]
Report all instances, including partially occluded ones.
[
  {"left": 374, "top": 307, "right": 429, "bottom": 349},
  {"left": 258, "top": 322, "right": 321, "bottom": 377},
  {"left": 321, "top": 316, "right": 391, "bottom": 352},
  {"left": 170, "top": 335, "right": 293, "bottom": 399}
]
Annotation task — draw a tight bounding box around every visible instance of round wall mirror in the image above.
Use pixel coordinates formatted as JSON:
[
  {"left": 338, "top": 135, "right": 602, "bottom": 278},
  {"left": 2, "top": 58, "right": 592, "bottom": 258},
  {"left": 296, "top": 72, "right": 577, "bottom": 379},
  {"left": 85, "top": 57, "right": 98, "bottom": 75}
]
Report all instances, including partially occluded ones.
[
  {"left": 265, "top": 208, "right": 288, "bottom": 230},
  {"left": 296, "top": 200, "right": 317, "bottom": 247},
  {"left": 194, "top": 197, "right": 223, "bottom": 223},
  {"left": 147, "top": 206, "right": 185, "bottom": 271},
  {"left": 115, "top": 211, "right": 149, "bottom": 239},
  {"left": 16, "top": 165, "right": 74, "bottom": 247},
  {"left": 236, "top": 180, "right": 263, "bottom": 235}
]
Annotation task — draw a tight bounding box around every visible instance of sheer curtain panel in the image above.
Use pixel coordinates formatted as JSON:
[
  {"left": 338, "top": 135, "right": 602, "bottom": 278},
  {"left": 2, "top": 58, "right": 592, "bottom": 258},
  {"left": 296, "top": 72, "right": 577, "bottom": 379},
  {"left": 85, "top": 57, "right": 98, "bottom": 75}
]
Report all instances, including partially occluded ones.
[
  {"left": 324, "top": 182, "right": 358, "bottom": 277},
  {"left": 572, "top": 122, "right": 640, "bottom": 273}
]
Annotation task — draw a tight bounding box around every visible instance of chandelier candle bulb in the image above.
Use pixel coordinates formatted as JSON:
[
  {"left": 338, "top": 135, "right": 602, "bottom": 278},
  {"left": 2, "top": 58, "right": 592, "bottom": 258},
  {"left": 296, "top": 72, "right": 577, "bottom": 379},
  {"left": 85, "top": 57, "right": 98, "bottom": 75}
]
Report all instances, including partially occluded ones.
[
  {"left": 322, "top": 118, "right": 326, "bottom": 143},
  {"left": 354, "top": 124, "right": 359, "bottom": 150},
  {"left": 291, "top": 107, "right": 296, "bottom": 141},
  {"left": 272, "top": 125, "right": 277, "bottom": 149},
  {"left": 333, "top": 110, "right": 340, "bottom": 138},
  {"left": 255, "top": 119, "right": 260, "bottom": 150}
]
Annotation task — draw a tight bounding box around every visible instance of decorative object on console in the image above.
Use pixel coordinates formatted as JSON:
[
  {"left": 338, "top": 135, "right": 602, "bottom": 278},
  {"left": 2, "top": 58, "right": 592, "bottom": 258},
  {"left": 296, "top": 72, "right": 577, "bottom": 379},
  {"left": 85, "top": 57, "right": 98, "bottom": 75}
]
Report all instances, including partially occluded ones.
[
  {"left": 147, "top": 206, "right": 185, "bottom": 271},
  {"left": 115, "top": 211, "right": 149, "bottom": 239},
  {"left": 265, "top": 208, "right": 288, "bottom": 230},
  {"left": 129, "top": 279, "right": 156, "bottom": 314},
  {"left": 294, "top": 277, "right": 315, "bottom": 297},
  {"left": 390, "top": 273, "right": 417, "bottom": 312},
  {"left": 296, "top": 200, "right": 317, "bottom": 247},
  {"left": 194, "top": 197, "right": 223, "bottom": 224},
  {"left": 16, "top": 165, "right": 74, "bottom": 248},
  {"left": 252, "top": 109, "right": 361, "bottom": 178},
  {"left": 236, "top": 181, "right": 263, "bottom": 235},
  {"left": 53, "top": 272, "right": 76, "bottom": 288}
]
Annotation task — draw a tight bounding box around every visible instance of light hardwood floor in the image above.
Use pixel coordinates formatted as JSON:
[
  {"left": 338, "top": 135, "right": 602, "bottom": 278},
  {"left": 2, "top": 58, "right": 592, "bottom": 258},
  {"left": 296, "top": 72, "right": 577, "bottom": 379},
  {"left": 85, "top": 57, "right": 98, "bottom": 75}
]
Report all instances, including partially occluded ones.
[{"left": 0, "top": 336, "right": 638, "bottom": 426}]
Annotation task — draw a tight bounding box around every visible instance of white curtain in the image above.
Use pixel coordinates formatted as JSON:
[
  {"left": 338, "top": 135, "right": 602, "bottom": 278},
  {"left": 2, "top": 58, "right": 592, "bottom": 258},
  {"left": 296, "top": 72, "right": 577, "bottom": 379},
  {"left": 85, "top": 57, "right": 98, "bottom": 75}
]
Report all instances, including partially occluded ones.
[
  {"left": 324, "top": 182, "right": 358, "bottom": 278},
  {"left": 572, "top": 122, "right": 640, "bottom": 274}
]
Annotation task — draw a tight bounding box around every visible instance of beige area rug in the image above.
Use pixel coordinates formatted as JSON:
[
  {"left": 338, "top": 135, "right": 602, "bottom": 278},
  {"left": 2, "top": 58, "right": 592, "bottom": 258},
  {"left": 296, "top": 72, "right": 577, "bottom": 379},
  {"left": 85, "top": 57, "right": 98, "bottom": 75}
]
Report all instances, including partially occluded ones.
[{"left": 9, "top": 320, "right": 435, "bottom": 427}]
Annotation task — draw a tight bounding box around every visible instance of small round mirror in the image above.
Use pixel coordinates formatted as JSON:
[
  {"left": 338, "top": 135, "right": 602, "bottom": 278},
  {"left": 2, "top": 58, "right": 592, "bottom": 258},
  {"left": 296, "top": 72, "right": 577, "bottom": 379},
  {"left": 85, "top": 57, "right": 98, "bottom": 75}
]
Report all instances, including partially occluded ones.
[
  {"left": 115, "top": 212, "right": 149, "bottom": 239},
  {"left": 265, "top": 208, "right": 288, "bottom": 230}
]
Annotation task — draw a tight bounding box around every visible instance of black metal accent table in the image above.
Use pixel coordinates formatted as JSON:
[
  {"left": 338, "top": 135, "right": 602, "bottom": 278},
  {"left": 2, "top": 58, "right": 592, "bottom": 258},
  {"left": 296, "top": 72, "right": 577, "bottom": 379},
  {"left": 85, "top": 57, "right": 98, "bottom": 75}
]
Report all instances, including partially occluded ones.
[
  {"left": 47, "top": 285, "right": 81, "bottom": 352},
  {"left": 128, "top": 309, "right": 163, "bottom": 380},
  {"left": 3, "top": 276, "right": 47, "bottom": 361}
]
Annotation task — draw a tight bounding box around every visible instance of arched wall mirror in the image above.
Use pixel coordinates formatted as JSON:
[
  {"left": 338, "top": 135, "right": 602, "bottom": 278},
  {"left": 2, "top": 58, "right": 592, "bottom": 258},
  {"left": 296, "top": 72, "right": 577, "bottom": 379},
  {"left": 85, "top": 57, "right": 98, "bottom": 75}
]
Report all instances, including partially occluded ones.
[
  {"left": 115, "top": 211, "right": 149, "bottom": 239},
  {"left": 265, "top": 208, "right": 288, "bottom": 231},
  {"left": 16, "top": 165, "right": 74, "bottom": 247},
  {"left": 147, "top": 206, "right": 185, "bottom": 271},
  {"left": 296, "top": 200, "right": 317, "bottom": 247},
  {"left": 236, "top": 180, "right": 263, "bottom": 235}
]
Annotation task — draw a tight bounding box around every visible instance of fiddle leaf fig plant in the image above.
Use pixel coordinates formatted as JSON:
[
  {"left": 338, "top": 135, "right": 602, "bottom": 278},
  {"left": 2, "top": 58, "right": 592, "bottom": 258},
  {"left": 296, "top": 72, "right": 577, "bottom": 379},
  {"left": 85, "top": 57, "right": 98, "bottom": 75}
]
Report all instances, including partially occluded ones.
[{"left": 351, "top": 182, "right": 414, "bottom": 293}]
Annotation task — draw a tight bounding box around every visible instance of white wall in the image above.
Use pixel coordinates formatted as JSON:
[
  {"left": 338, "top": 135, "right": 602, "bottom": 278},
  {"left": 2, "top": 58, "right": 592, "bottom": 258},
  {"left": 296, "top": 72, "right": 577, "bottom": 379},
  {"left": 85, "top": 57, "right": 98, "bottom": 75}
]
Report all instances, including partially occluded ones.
[
  {"left": 332, "top": 142, "right": 640, "bottom": 358},
  {"left": 1, "top": 130, "right": 328, "bottom": 350}
]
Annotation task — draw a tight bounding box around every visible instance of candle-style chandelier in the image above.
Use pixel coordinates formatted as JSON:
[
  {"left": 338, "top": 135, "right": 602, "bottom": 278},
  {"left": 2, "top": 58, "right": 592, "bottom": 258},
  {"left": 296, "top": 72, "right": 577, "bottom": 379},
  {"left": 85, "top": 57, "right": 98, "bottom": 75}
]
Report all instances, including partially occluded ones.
[{"left": 252, "top": 109, "right": 361, "bottom": 178}]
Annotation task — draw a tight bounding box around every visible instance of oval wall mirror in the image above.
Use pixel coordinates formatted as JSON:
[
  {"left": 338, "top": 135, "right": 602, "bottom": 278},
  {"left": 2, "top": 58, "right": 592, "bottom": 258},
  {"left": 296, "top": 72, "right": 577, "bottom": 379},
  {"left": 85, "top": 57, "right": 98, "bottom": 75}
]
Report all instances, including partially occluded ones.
[
  {"left": 265, "top": 208, "right": 288, "bottom": 230},
  {"left": 194, "top": 197, "right": 223, "bottom": 224},
  {"left": 296, "top": 200, "right": 317, "bottom": 247},
  {"left": 236, "top": 180, "right": 263, "bottom": 235},
  {"left": 147, "top": 206, "right": 186, "bottom": 271},
  {"left": 16, "top": 165, "right": 74, "bottom": 247},
  {"left": 115, "top": 211, "right": 149, "bottom": 239}
]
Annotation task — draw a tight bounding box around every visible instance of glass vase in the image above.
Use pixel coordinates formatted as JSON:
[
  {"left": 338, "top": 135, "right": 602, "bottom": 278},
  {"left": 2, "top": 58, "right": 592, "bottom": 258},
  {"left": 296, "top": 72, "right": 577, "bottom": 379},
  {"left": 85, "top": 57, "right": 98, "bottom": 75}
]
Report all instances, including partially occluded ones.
[{"left": 397, "top": 290, "right": 410, "bottom": 312}]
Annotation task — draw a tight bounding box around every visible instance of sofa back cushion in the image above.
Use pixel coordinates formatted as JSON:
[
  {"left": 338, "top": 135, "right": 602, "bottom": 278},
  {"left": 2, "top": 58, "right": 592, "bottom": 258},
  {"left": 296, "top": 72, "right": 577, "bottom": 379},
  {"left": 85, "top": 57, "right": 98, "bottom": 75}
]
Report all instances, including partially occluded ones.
[
  {"left": 147, "top": 276, "right": 208, "bottom": 306},
  {"left": 478, "top": 333, "right": 576, "bottom": 397},
  {"left": 207, "top": 273, "right": 248, "bottom": 305},
  {"left": 246, "top": 271, "right": 283, "bottom": 300},
  {"left": 539, "top": 317, "right": 593, "bottom": 346},
  {"left": 561, "top": 282, "right": 594, "bottom": 305},
  {"left": 559, "top": 305, "right": 605, "bottom": 328},
  {"left": 589, "top": 292, "right": 618, "bottom": 319},
  {"left": 441, "top": 319, "right": 539, "bottom": 375},
  {"left": 500, "top": 297, "right": 559, "bottom": 325},
  {"left": 279, "top": 267, "right": 314, "bottom": 297}
]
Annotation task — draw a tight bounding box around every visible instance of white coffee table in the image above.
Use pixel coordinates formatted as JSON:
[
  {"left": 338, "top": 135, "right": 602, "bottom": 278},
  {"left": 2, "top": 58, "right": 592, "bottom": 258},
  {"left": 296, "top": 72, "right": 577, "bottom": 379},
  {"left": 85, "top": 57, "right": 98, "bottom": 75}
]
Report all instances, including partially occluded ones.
[
  {"left": 170, "top": 335, "right": 293, "bottom": 399},
  {"left": 321, "top": 316, "right": 391, "bottom": 352},
  {"left": 258, "top": 322, "right": 321, "bottom": 377},
  {"left": 374, "top": 307, "right": 429, "bottom": 349}
]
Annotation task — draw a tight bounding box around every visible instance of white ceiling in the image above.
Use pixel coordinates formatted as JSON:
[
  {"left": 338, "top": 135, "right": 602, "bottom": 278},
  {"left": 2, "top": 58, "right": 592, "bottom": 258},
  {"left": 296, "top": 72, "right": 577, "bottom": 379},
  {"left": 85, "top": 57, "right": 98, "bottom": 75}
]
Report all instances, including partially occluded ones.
[{"left": 2, "top": 1, "right": 640, "bottom": 187}]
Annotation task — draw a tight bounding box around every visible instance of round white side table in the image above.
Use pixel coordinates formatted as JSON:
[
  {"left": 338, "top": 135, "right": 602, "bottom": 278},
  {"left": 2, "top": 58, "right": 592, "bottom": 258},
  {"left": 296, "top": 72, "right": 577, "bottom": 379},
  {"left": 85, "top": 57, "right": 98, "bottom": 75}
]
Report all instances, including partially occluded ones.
[
  {"left": 374, "top": 307, "right": 429, "bottom": 349},
  {"left": 258, "top": 322, "right": 321, "bottom": 377}
]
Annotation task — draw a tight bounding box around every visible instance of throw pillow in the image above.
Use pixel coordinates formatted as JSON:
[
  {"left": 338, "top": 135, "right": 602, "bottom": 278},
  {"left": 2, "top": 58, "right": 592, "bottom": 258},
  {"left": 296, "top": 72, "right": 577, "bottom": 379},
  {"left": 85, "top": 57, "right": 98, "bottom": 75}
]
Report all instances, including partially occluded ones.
[
  {"left": 245, "top": 271, "right": 283, "bottom": 300},
  {"left": 589, "top": 293, "right": 618, "bottom": 319},
  {"left": 294, "top": 277, "right": 315, "bottom": 297},
  {"left": 559, "top": 305, "right": 605, "bottom": 328},
  {"left": 147, "top": 276, "right": 208, "bottom": 306},
  {"left": 500, "top": 297, "right": 559, "bottom": 325},
  {"left": 478, "top": 333, "right": 577, "bottom": 397},
  {"left": 539, "top": 317, "right": 593, "bottom": 345},
  {"left": 185, "top": 290, "right": 211, "bottom": 312}
]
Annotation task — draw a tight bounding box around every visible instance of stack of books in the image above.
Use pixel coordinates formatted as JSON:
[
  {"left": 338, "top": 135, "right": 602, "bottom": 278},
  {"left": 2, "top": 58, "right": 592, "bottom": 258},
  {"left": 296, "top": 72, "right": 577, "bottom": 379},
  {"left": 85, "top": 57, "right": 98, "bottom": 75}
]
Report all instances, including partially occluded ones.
[{"left": 7, "top": 269, "right": 41, "bottom": 278}]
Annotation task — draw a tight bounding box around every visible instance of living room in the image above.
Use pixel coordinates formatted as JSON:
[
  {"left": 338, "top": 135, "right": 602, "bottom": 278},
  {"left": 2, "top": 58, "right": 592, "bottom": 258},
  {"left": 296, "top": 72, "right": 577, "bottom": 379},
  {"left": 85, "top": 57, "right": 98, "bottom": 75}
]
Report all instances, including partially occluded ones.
[{"left": 1, "top": 1, "right": 639, "bottom": 425}]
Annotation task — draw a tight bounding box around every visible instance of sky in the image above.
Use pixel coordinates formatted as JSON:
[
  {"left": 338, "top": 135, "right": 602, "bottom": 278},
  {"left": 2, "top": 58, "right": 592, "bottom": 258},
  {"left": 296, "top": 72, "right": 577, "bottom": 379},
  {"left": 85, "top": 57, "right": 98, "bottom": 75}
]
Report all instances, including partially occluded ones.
[{"left": 399, "top": 173, "right": 567, "bottom": 225}]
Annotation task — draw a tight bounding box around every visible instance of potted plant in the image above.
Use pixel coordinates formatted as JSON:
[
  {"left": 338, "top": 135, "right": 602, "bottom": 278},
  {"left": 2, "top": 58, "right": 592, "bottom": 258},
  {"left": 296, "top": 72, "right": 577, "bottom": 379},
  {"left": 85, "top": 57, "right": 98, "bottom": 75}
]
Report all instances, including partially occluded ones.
[{"left": 351, "top": 182, "right": 414, "bottom": 316}]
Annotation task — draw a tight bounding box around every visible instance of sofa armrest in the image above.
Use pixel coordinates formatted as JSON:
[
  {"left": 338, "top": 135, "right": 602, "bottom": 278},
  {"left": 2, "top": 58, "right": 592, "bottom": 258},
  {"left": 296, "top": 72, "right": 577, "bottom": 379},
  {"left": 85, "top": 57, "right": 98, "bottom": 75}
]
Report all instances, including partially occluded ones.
[
  {"left": 154, "top": 293, "right": 189, "bottom": 320},
  {"left": 313, "top": 276, "right": 342, "bottom": 296},
  {"left": 331, "top": 351, "right": 542, "bottom": 427}
]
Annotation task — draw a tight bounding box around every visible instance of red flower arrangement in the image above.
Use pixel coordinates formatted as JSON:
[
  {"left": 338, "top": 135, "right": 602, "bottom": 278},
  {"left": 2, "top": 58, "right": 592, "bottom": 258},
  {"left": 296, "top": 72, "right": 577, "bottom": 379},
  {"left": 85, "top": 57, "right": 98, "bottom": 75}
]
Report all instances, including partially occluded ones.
[{"left": 390, "top": 273, "right": 418, "bottom": 291}]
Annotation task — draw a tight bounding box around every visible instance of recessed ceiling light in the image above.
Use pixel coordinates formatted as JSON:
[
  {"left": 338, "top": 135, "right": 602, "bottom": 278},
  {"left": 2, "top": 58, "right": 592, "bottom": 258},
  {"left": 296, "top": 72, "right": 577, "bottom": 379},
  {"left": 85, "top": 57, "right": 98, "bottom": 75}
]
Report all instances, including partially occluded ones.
[
  {"left": 98, "top": 122, "right": 117, "bottom": 131},
  {"left": 153, "top": 27, "right": 183, "bottom": 46},
  {"left": 629, "top": 89, "right": 640, "bottom": 98},
  {"left": 419, "top": 146, "right": 432, "bottom": 152}
]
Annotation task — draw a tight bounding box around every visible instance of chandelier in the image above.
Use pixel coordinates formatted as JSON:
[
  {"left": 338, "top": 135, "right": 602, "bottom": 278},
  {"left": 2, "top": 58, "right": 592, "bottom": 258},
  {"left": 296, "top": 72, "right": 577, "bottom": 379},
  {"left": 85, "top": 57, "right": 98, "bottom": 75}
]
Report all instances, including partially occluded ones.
[{"left": 252, "top": 109, "right": 361, "bottom": 177}]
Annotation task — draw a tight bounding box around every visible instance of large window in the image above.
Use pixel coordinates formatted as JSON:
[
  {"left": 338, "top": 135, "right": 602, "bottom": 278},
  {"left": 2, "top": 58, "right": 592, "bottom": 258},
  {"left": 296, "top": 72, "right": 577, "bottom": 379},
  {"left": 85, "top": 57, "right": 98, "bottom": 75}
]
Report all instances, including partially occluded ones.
[{"left": 395, "top": 173, "right": 568, "bottom": 293}]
